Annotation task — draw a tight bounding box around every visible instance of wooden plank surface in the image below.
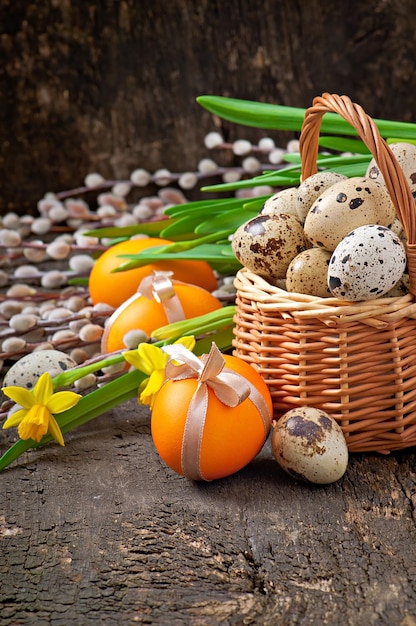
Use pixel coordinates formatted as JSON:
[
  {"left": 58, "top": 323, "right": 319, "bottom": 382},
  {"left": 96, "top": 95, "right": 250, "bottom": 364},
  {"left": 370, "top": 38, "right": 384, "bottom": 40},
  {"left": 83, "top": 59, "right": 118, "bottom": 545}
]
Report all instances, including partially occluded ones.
[{"left": 1, "top": 398, "right": 416, "bottom": 625}]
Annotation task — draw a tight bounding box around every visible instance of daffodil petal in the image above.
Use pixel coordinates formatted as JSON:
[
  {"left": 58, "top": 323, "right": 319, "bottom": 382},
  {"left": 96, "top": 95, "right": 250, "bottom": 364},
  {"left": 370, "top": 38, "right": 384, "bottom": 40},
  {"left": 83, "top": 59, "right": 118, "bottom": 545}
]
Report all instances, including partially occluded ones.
[
  {"left": 3, "top": 408, "right": 28, "bottom": 429},
  {"left": 138, "top": 380, "right": 154, "bottom": 406},
  {"left": 123, "top": 350, "right": 143, "bottom": 370},
  {"left": 138, "top": 343, "right": 168, "bottom": 371},
  {"left": 136, "top": 343, "right": 168, "bottom": 374},
  {"left": 33, "top": 372, "right": 53, "bottom": 405},
  {"left": 48, "top": 414, "right": 65, "bottom": 446},
  {"left": 148, "top": 369, "right": 166, "bottom": 394},
  {"left": 139, "top": 387, "right": 156, "bottom": 408},
  {"left": 17, "top": 405, "right": 49, "bottom": 442},
  {"left": 1, "top": 385, "right": 35, "bottom": 409},
  {"left": 176, "top": 336, "right": 196, "bottom": 351},
  {"left": 139, "top": 369, "right": 166, "bottom": 407},
  {"left": 137, "top": 377, "right": 148, "bottom": 397},
  {"left": 47, "top": 390, "right": 81, "bottom": 414}
]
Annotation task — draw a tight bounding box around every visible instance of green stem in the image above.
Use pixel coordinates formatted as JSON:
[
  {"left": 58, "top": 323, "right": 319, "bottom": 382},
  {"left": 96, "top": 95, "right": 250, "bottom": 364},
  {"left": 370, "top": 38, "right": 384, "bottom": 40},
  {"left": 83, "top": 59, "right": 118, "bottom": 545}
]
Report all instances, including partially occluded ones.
[
  {"left": 151, "top": 306, "right": 236, "bottom": 340},
  {"left": 193, "top": 327, "right": 235, "bottom": 355},
  {"left": 0, "top": 369, "right": 146, "bottom": 471},
  {"left": 52, "top": 351, "right": 128, "bottom": 388}
]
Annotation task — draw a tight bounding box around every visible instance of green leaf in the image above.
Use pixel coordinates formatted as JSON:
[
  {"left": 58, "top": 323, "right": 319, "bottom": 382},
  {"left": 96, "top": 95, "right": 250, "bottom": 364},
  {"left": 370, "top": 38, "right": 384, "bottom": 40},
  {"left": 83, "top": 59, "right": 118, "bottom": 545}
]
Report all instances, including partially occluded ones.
[
  {"left": 115, "top": 243, "right": 240, "bottom": 274},
  {"left": 197, "top": 95, "right": 416, "bottom": 139},
  {"left": 164, "top": 196, "right": 245, "bottom": 217},
  {"left": 241, "top": 196, "right": 272, "bottom": 213},
  {"left": 387, "top": 138, "right": 416, "bottom": 145},
  {"left": 308, "top": 154, "right": 372, "bottom": 170},
  {"left": 57, "top": 370, "right": 146, "bottom": 432},
  {"left": 218, "top": 246, "right": 237, "bottom": 257},
  {"left": 203, "top": 152, "right": 375, "bottom": 194},
  {"left": 67, "top": 277, "right": 89, "bottom": 286},
  {"left": 193, "top": 327, "right": 235, "bottom": 355},
  {"left": 197, "top": 96, "right": 307, "bottom": 131},
  {"left": 205, "top": 173, "right": 302, "bottom": 192},
  {"left": 83, "top": 221, "right": 170, "bottom": 239},
  {"left": 195, "top": 208, "right": 258, "bottom": 235},
  {"left": 150, "top": 232, "right": 230, "bottom": 253},
  {"left": 327, "top": 162, "right": 369, "bottom": 177},
  {"left": 318, "top": 136, "right": 370, "bottom": 154},
  {"left": 201, "top": 171, "right": 300, "bottom": 193},
  {"left": 283, "top": 153, "right": 370, "bottom": 167},
  {"left": 160, "top": 211, "right": 225, "bottom": 236},
  {"left": 151, "top": 306, "right": 236, "bottom": 341}
]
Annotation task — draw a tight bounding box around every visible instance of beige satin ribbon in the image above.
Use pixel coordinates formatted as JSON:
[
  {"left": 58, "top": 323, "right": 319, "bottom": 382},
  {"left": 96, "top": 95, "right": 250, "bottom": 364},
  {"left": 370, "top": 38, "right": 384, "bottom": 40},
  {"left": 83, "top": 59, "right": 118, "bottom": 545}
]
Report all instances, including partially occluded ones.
[
  {"left": 163, "top": 342, "right": 271, "bottom": 481},
  {"left": 138, "top": 271, "right": 185, "bottom": 324}
]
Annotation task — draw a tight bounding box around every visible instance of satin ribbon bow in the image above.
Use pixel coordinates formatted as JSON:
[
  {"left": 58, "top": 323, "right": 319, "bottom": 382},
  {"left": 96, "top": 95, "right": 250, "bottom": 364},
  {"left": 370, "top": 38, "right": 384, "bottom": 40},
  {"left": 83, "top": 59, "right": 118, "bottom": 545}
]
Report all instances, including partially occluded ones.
[
  {"left": 162, "top": 342, "right": 271, "bottom": 481},
  {"left": 138, "top": 271, "right": 185, "bottom": 324}
]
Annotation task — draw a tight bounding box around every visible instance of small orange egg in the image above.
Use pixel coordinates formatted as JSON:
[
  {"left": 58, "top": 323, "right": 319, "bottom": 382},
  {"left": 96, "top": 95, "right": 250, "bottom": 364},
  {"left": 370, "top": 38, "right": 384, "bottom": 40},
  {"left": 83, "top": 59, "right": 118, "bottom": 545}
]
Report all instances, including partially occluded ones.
[
  {"left": 101, "top": 282, "right": 223, "bottom": 353},
  {"left": 88, "top": 237, "right": 218, "bottom": 308},
  {"left": 151, "top": 354, "right": 273, "bottom": 481}
]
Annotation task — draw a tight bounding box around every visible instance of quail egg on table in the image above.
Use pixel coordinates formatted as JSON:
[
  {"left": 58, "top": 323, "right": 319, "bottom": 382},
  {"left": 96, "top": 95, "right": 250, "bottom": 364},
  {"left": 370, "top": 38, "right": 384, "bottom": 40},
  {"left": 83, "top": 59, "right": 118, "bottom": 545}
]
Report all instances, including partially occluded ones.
[
  {"left": 231, "top": 212, "right": 311, "bottom": 283},
  {"left": 327, "top": 224, "right": 406, "bottom": 301},
  {"left": 3, "top": 349, "right": 77, "bottom": 390},
  {"left": 271, "top": 406, "right": 349, "bottom": 484},
  {"left": 303, "top": 176, "right": 396, "bottom": 251}
]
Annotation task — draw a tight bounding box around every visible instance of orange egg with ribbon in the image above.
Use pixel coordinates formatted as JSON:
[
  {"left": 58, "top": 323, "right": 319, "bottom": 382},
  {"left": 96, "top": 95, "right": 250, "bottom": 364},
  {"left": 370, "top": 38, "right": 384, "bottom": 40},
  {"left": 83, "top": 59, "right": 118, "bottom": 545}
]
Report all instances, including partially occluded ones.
[
  {"left": 101, "top": 271, "right": 222, "bottom": 353},
  {"left": 150, "top": 343, "right": 273, "bottom": 481},
  {"left": 89, "top": 237, "right": 218, "bottom": 308}
]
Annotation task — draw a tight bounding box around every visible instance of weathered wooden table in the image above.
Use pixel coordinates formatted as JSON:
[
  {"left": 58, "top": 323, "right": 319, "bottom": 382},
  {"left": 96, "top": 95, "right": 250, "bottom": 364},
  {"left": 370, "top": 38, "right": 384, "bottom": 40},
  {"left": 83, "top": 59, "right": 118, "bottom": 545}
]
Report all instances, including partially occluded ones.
[{"left": 1, "top": 398, "right": 416, "bottom": 625}]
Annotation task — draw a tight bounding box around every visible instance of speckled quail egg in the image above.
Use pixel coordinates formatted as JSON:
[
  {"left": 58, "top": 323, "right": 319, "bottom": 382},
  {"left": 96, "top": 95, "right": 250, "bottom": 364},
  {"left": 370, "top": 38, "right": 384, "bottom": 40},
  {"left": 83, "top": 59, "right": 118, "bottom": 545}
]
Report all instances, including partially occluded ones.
[
  {"left": 366, "top": 142, "right": 416, "bottom": 195},
  {"left": 272, "top": 407, "right": 348, "bottom": 484},
  {"left": 304, "top": 176, "right": 396, "bottom": 251},
  {"left": 327, "top": 224, "right": 406, "bottom": 301},
  {"left": 296, "top": 171, "right": 347, "bottom": 223},
  {"left": 383, "top": 273, "right": 410, "bottom": 298},
  {"left": 231, "top": 213, "right": 312, "bottom": 282},
  {"left": 3, "top": 349, "right": 77, "bottom": 390},
  {"left": 286, "top": 247, "right": 332, "bottom": 297},
  {"left": 260, "top": 187, "right": 299, "bottom": 217},
  {"left": 389, "top": 216, "right": 405, "bottom": 242},
  {"left": 384, "top": 272, "right": 410, "bottom": 297}
]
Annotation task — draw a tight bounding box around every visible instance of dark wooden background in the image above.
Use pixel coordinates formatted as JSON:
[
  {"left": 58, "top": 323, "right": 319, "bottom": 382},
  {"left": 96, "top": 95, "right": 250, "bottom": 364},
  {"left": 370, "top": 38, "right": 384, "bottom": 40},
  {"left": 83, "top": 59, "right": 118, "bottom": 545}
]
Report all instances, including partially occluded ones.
[{"left": 2, "top": 0, "right": 416, "bottom": 214}]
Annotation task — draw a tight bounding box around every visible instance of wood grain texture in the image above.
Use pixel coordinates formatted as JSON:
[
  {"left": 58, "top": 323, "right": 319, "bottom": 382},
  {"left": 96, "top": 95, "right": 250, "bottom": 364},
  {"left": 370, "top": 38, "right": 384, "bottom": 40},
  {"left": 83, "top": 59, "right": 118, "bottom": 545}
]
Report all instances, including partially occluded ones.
[
  {"left": 1, "top": 398, "right": 416, "bottom": 625},
  {"left": 2, "top": 0, "right": 416, "bottom": 213}
]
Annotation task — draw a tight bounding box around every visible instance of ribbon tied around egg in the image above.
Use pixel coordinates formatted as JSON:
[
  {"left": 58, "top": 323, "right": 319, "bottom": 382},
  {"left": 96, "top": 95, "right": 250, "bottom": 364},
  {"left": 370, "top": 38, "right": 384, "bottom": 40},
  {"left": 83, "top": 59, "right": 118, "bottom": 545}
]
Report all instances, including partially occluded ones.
[
  {"left": 138, "top": 271, "right": 185, "bottom": 324},
  {"left": 162, "top": 342, "right": 271, "bottom": 480}
]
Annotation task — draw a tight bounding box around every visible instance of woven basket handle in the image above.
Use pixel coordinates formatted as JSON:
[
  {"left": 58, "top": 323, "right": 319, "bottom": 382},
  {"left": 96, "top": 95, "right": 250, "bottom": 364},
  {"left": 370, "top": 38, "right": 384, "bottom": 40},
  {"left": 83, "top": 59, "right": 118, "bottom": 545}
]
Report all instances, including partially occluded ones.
[{"left": 299, "top": 93, "right": 416, "bottom": 296}]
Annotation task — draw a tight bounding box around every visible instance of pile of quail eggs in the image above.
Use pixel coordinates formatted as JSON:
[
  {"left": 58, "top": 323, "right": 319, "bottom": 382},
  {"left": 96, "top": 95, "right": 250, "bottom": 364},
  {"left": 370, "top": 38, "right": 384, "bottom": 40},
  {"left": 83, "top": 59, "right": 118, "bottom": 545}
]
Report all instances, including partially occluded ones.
[{"left": 231, "top": 142, "right": 416, "bottom": 301}]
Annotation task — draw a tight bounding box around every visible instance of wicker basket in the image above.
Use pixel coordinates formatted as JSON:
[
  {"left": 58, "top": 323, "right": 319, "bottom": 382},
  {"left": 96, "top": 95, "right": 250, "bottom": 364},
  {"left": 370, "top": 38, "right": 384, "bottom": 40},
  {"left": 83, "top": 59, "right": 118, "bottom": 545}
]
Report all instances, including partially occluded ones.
[{"left": 232, "top": 93, "right": 416, "bottom": 454}]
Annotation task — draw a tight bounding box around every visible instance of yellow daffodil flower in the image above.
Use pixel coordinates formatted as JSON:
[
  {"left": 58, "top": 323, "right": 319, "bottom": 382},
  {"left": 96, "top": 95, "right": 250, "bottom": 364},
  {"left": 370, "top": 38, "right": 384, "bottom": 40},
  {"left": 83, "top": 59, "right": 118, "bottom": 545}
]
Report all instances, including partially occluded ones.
[
  {"left": 2, "top": 372, "right": 81, "bottom": 446},
  {"left": 124, "top": 336, "right": 196, "bottom": 408}
]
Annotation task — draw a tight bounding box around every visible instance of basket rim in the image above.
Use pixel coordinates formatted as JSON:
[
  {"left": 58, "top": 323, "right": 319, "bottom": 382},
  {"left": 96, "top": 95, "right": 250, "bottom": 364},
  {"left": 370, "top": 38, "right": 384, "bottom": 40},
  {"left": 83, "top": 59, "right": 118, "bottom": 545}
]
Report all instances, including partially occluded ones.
[{"left": 235, "top": 267, "right": 416, "bottom": 327}]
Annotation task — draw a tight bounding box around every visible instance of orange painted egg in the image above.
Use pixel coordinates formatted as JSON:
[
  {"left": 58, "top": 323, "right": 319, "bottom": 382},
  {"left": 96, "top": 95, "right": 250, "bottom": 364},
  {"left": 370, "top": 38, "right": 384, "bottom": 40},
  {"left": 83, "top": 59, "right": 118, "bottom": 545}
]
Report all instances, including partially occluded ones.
[
  {"left": 89, "top": 237, "right": 218, "bottom": 308},
  {"left": 151, "top": 354, "right": 273, "bottom": 481},
  {"left": 101, "top": 282, "right": 222, "bottom": 353}
]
